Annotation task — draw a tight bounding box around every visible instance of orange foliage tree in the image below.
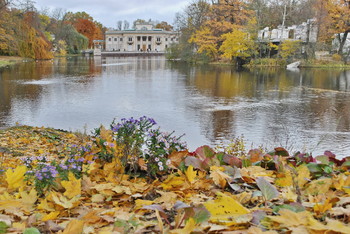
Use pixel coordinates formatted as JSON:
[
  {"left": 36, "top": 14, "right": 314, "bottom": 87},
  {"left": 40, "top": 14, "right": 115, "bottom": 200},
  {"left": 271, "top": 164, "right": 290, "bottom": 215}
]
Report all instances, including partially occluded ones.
[{"left": 74, "top": 18, "right": 98, "bottom": 48}]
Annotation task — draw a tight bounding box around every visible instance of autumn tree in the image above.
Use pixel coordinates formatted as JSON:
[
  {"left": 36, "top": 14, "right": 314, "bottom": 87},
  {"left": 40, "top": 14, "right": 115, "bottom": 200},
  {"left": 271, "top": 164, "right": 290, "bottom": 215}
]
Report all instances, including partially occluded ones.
[
  {"left": 171, "top": 0, "right": 211, "bottom": 61},
  {"left": 189, "top": 26, "right": 219, "bottom": 59},
  {"left": 322, "top": 0, "right": 350, "bottom": 58},
  {"left": 188, "top": 0, "right": 252, "bottom": 61},
  {"left": 155, "top": 21, "right": 173, "bottom": 31},
  {"left": 133, "top": 19, "right": 147, "bottom": 28},
  {"left": 74, "top": 18, "right": 98, "bottom": 48},
  {"left": 279, "top": 39, "right": 302, "bottom": 61},
  {"left": 219, "top": 26, "right": 257, "bottom": 62},
  {"left": 0, "top": 6, "right": 19, "bottom": 55}
]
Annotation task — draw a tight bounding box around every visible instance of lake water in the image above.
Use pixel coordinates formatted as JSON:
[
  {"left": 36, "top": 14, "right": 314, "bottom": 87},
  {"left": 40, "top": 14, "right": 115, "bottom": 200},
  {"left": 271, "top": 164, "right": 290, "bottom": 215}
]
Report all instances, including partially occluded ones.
[{"left": 1, "top": 56, "right": 350, "bottom": 157}]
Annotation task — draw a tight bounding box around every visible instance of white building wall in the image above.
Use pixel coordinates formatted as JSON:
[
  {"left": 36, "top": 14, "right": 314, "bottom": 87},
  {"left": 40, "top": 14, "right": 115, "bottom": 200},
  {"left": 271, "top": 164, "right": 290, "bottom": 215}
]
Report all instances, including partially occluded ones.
[{"left": 105, "top": 31, "right": 179, "bottom": 52}]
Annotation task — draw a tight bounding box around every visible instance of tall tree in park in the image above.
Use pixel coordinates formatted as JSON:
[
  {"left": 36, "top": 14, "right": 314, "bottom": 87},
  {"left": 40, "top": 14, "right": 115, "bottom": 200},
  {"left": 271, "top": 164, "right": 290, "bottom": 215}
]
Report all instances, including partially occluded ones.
[
  {"left": 171, "top": 0, "right": 211, "bottom": 61},
  {"left": 190, "top": 0, "right": 252, "bottom": 60},
  {"left": 219, "top": 26, "right": 256, "bottom": 61},
  {"left": 0, "top": 3, "right": 19, "bottom": 55},
  {"left": 322, "top": 0, "right": 350, "bottom": 57},
  {"left": 74, "top": 18, "right": 98, "bottom": 47},
  {"left": 65, "top": 11, "right": 104, "bottom": 48},
  {"left": 19, "top": 11, "right": 53, "bottom": 59}
]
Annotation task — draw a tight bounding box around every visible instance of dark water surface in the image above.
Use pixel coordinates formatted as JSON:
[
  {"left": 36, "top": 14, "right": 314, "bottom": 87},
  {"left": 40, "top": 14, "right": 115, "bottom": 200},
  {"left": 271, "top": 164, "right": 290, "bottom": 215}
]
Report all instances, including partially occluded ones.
[{"left": 1, "top": 56, "right": 350, "bottom": 157}]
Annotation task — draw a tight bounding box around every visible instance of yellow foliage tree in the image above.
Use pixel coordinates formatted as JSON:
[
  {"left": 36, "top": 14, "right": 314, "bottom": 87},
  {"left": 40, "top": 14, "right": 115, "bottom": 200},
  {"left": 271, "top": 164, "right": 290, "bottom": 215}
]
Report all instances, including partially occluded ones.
[
  {"left": 219, "top": 26, "right": 255, "bottom": 60},
  {"left": 279, "top": 40, "right": 301, "bottom": 61},
  {"left": 189, "top": 26, "right": 219, "bottom": 60},
  {"left": 323, "top": 0, "right": 350, "bottom": 55}
]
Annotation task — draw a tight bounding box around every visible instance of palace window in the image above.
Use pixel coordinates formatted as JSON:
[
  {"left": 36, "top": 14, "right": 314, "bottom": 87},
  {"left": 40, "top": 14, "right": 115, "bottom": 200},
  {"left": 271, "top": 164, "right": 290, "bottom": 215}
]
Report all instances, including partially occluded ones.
[
  {"left": 148, "top": 36, "right": 152, "bottom": 41},
  {"left": 128, "top": 37, "right": 133, "bottom": 42},
  {"left": 142, "top": 36, "right": 147, "bottom": 41},
  {"left": 137, "top": 36, "right": 141, "bottom": 41},
  {"left": 156, "top": 37, "right": 161, "bottom": 42},
  {"left": 114, "top": 38, "right": 117, "bottom": 41},
  {"left": 120, "top": 37, "right": 123, "bottom": 41},
  {"left": 108, "top": 38, "right": 111, "bottom": 41}
]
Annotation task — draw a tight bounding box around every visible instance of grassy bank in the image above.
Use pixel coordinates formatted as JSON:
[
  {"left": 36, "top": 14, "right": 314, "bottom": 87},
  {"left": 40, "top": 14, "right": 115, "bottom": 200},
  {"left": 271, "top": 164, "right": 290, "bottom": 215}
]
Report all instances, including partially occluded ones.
[
  {"left": 0, "top": 56, "right": 26, "bottom": 68},
  {"left": 246, "top": 58, "right": 350, "bottom": 69},
  {"left": 0, "top": 123, "right": 349, "bottom": 233}
]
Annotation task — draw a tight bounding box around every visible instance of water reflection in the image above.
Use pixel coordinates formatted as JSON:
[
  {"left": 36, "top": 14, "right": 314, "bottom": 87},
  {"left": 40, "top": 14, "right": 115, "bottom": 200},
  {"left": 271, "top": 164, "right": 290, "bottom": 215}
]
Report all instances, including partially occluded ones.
[{"left": 0, "top": 57, "right": 349, "bottom": 157}]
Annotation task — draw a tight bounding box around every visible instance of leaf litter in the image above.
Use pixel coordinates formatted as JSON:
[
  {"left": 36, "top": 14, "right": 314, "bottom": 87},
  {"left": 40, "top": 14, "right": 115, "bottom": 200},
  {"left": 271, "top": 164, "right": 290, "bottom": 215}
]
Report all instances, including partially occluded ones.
[{"left": 0, "top": 120, "right": 349, "bottom": 233}]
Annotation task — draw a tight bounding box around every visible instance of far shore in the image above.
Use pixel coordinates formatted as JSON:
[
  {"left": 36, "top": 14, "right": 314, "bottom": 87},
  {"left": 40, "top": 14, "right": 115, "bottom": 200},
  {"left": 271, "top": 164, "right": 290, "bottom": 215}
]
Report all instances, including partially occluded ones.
[{"left": 0, "top": 56, "right": 27, "bottom": 67}]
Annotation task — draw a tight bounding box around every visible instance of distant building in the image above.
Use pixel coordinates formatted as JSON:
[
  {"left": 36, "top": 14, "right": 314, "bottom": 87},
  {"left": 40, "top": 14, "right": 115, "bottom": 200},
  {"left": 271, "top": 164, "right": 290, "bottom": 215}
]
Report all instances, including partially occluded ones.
[
  {"left": 258, "top": 19, "right": 318, "bottom": 43},
  {"left": 104, "top": 22, "right": 179, "bottom": 52}
]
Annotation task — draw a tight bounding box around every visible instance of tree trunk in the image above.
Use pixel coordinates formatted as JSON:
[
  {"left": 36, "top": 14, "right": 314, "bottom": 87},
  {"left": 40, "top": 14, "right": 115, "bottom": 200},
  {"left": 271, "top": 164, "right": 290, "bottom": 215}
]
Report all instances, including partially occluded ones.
[{"left": 338, "top": 31, "right": 349, "bottom": 55}]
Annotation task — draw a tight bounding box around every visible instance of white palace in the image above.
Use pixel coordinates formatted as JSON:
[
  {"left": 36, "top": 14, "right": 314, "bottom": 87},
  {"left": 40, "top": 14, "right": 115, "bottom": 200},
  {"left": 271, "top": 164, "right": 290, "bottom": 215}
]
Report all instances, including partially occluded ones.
[{"left": 104, "top": 22, "right": 179, "bottom": 53}]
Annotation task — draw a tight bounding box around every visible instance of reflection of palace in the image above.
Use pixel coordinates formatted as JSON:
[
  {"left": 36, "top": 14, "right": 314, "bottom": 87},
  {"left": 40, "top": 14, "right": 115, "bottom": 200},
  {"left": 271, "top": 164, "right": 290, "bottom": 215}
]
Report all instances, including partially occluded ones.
[
  {"left": 102, "top": 57, "right": 166, "bottom": 75},
  {"left": 105, "top": 23, "right": 179, "bottom": 52}
]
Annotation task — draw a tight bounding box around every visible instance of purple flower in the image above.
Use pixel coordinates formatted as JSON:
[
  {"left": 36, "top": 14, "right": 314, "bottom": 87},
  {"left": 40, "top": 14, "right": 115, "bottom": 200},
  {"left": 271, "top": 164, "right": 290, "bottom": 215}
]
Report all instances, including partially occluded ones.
[
  {"left": 60, "top": 164, "right": 68, "bottom": 170},
  {"left": 35, "top": 172, "right": 43, "bottom": 180}
]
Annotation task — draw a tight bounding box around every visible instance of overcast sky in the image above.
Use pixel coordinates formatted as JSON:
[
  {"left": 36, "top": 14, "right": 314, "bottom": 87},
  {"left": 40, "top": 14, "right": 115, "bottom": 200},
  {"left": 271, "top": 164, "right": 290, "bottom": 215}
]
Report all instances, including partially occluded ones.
[{"left": 34, "top": 0, "right": 189, "bottom": 28}]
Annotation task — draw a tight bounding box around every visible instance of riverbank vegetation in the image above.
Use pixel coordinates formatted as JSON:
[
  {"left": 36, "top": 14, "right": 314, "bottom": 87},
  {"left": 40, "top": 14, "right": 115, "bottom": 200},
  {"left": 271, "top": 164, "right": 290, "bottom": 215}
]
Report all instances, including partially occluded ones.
[
  {"left": 0, "top": 0, "right": 103, "bottom": 59},
  {"left": 0, "top": 56, "right": 25, "bottom": 68},
  {"left": 0, "top": 117, "right": 349, "bottom": 233},
  {"left": 168, "top": 0, "right": 350, "bottom": 66}
]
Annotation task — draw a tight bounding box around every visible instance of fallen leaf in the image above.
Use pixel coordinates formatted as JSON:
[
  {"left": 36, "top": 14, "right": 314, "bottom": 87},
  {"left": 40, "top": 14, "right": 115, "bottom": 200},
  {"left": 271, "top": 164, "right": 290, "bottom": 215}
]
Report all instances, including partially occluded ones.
[
  {"left": 204, "top": 192, "right": 251, "bottom": 225},
  {"left": 256, "top": 177, "right": 279, "bottom": 201},
  {"left": 5, "top": 166, "right": 27, "bottom": 190},
  {"left": 42, "top": 211, "right": 60, "bottom": 221},
  {"left": 58, "top": 219, "right": 84, "bottom": 234},
  {"left": 209, "top": 166, "right": 230, "bottom": 189},
  {"left": 61, "top": 172, "right": 81, "bottom": 199},
  {"left": 185, "top": 165, "right": 197, "bottom": 183}
]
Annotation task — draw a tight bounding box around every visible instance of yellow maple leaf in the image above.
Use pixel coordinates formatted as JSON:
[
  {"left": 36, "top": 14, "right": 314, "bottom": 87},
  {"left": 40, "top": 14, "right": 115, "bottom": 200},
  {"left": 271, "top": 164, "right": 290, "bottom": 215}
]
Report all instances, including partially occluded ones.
[
  {"left": 170, "top": 217, "right": 196, "bottom": 234},
  {"left": 305, "top": 178, "right": 332, "bottom": 195},
  {"left": 204, "top": 192, "right": 251, "bottom": 225},
  {"left": 42, "top": 211, "right": 60, "bottom": 221},
  {"left": 59, "top": 219, "right": 85, "bottom": 234},
  {"left": 209, "top": 166, "right": 230, "bottom": 189},
  {"left": 266, "top": 209, "right": 325, "bottom": 230},
  {"left": 296, "top": 164, "right": 310, "bottom": 188},
  {"left": 19, "top": 188, "right": 37, "bottom": 205},
  {"left": 275, "top": 170, "right": 293, "bottom": 187},
  {"left": 185, "top": 165, "right": 197, "bottom": 183},
  {"left": 5, "top": 165, "right": 27, "bottom": 190},
  {"left": 37, "top": 199, "right": 55, "bottom": 212},
  {"left": 51, "top": 192, "right": 80, "bottom": 209},
  {"left": 325, "top": 219, "right": 350, "bottom": 233},
  {"left": 161, "top": 174, "right": 186, "bottom": 190},
  {"left": 61, "top": 172, "right": 81, "bottom": 199}
]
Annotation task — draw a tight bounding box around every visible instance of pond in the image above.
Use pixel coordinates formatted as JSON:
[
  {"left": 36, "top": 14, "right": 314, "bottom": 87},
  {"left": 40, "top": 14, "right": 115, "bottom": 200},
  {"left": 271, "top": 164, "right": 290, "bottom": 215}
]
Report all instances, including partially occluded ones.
[{"left": 1, "top": 56, "right": 349, "bottom": 157}]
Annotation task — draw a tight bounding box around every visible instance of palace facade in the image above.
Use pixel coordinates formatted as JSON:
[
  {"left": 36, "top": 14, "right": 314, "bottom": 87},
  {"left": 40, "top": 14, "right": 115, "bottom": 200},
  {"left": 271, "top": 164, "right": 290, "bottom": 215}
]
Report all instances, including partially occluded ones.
[{"left": 105, "top": 22, "right": 179, "bottom": 53}]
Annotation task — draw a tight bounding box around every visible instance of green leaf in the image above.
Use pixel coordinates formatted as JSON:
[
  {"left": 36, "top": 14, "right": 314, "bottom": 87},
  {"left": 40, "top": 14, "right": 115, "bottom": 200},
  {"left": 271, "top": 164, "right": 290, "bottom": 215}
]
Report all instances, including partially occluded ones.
[
  {"left": 316, "top": 155, "right": 330, "bottom": 165},
  {"left": 0, "top": 222, "right": 8, "bottom": 234},
  {"left": 273, "top": 203, "right": 306, "bottom": 214},
  {"left": 342, "top": 161, "right": 350, "bottom": 167},
  {"left": 193, "top": 204, "right": 211, "bottom": 224},
  {"left": 256, "top": 177, "right": 279, "bottom": 201},
  {"left": 307, "top": 163, "right": 323, "bottom": 173},
  {"left": 23, "top": 227, "right": 41, "bottom": 234},
  {"left": 323, "top": 165, "right": 333, "bottom": 174}
]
